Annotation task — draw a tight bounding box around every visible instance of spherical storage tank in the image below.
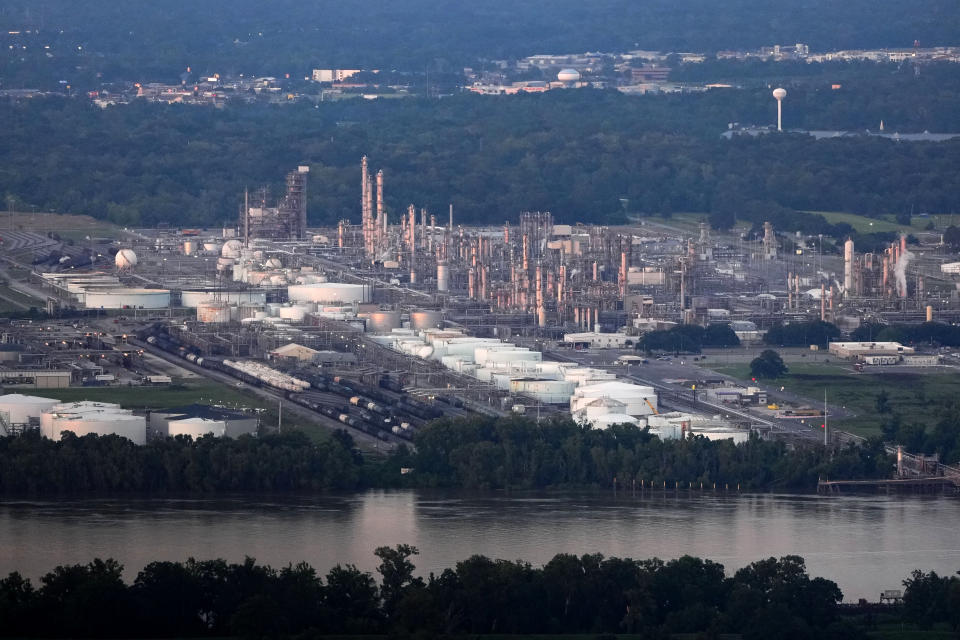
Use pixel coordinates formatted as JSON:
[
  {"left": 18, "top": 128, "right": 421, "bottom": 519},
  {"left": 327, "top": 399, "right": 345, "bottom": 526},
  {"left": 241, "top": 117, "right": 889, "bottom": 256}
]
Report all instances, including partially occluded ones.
[
  {"left": 365, "top": 311, "right": 402, "bottom": 333},
  {"left": 288, "top": 282, "right": 370, "bottom": 304},
  {"left": 277, "top": 305, "right": 307, "bottom": 322},
  {"left": 197, "top": 300, "right": 232, "bottom": 323},
  {"left": 409, "top": 310, "right": 443, "bottom": 330},
  {"left": 114, "top": 249, "right": 138, "bottom": 270},
  {"left": 222, "top": 239, "right": 244, "bottom": 259},
  {"left": 557, "top": 68, "right": 580, "bottom": 83}
]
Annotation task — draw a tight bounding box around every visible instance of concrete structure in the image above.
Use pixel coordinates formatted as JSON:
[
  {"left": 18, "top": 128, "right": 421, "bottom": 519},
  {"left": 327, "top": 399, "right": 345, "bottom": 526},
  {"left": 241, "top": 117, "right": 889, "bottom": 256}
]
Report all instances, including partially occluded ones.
[
  {"left": 149, "top": 404, "right": 258, "bottom": 439},
  {"left": 563, "top": 331, "right": 633, "bottom": 349},
  {"left": 41, "top": 401, "right": 146, "bottom": 444},
  {"left": 0, "top": 369, "right": 70, "bottom": 388},
  {"left": 268, "top": 342, "right": 320, "bottom": 362},
  {"left": 828, "top": 341, "right": 915, "bottom": 359}
]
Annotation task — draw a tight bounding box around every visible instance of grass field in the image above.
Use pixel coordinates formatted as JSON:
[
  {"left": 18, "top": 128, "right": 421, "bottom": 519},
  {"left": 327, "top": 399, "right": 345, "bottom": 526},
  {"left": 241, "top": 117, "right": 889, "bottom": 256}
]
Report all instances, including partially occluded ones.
[
  {"left": 808, "top": 210, "right": 945, "bottom": 234},
  {"left": 703, "top": 361, "right": 959, "bottom": 438},
  {"left": 35, "top": 379, "right": 332, "bottom": 442},
  {"left": 8, "top": 211, "right": 121, "bottom": 242}
]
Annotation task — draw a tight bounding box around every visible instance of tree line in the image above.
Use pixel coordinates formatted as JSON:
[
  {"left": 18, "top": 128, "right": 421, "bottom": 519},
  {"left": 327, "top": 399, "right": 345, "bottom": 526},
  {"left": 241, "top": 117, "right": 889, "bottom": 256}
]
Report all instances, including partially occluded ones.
[
  {"left": 0, "top": 416, "right": 894, "bottom": 494},
  {"left": 2, "top": 0, "right": 958, "bottom": 88},
  {"left": 2, "top": 546, "right": 955, "bottom": 638},
  {"left": 1, "top": 86, "right": 958, "bottom": 233},
  {"left": 383, "top": 415, "right": 891, "bottom": 490},
  {"left": 0, "top": 548, "right": 865, "bottom": 638}
]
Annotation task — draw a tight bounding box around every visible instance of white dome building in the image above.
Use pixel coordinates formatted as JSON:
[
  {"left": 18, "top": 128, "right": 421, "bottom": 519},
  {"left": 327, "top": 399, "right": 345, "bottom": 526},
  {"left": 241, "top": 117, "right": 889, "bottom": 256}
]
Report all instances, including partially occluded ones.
[{"left": 557, "top": 68, "right": 581, "bottom": 83}]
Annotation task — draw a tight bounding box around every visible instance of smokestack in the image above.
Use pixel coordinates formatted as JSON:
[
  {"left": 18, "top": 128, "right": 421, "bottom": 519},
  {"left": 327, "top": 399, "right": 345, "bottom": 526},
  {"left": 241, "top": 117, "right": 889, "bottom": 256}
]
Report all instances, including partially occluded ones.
[
  {"left": 337, "top": 220, "right": 344, "bottom": 249},
  {"left": 522, "top": 234, "right": 529, "bottom": 272},
  {"left": 882, "top": 255, "right": 889, "bottom": 296},
  {"left": 448, "top": 204, "right": 453, "bottom": 232},
  {"left": 480, "top": 265, "right": 488, "bottom": 301},
  {"left": 820, "top": 284, "right": 826, "bottom": 321},
  {"left": 407, "top": 205, "right": 416, "bottom": 254},
  {"left": 619, "top": 250, "right": 628, "bottom": 299},
  {"left": 243, "top": 188, "right": 250, "bottom": 247},
  {"left": 376, "top": 169, "right": 384, "bottom": 248},
  {"left": 468, "top": 267, "right": 476, "bottom": 299},
  {"left": 926, "top": 305, "right": 933, "bottom": 322}
]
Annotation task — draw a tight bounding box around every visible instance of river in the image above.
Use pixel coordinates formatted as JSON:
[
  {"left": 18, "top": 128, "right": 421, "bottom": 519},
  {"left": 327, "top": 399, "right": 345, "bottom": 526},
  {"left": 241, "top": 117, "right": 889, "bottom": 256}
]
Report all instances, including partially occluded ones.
[{"left": 3, "top": 490, "right": 958, "bottom": 601}]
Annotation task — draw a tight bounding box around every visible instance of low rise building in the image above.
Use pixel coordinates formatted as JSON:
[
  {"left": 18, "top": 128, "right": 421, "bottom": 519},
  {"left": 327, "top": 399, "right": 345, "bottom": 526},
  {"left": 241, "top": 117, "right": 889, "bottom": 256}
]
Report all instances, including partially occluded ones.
[{"left": 828, "top": 341, "right": 915, "bottom": 359}]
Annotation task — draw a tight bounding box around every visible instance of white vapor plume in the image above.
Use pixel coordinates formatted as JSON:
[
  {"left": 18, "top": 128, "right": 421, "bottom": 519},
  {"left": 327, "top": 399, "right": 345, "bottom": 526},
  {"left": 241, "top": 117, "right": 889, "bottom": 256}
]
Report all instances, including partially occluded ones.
[{"left": 895, "top": 249, "right": 913, "bottom": 297}]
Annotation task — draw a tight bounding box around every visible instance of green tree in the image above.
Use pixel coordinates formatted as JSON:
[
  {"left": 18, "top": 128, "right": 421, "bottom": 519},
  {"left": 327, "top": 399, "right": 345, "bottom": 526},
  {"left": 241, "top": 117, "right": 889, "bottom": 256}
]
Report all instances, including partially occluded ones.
[{"left": 750, "top": 350, "right": 788, "bottom": 379}]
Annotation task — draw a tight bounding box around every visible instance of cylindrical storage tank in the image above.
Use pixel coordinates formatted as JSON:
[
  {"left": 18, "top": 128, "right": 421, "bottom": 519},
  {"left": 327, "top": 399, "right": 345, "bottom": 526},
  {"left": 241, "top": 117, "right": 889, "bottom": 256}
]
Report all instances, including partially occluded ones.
[
  {"left": 83, "top": 289, "right": 170, "bottom": 310},
  {"left": 254, "top": 311, "right": 268, "bottom": 320},
  {"left": 277, "top": 306, "right": 307, "bottom": 322},
  {"left": 269, "top": 274, "right": 287, "bottom": 286},
  {"left": 409, "top": 310, "right": 443, "bottom": 331},
  {"left": 509, "top": 379, "right": 577, "bottom": 404},
  {"left": 41, "top": 402, "right": 146, "bottom": 445},
  {"left": 168, "top": 418, "right": 226, "bottom": 438},
  {"left": 365, "top": 311, "right": 402, "bottom": 333},
  {"left": 197, "top": 300, "right": 232, "bottom": 323},
  {"left": 288, "top": 283, "right": 370, "bottom": 304},
  {"left": 436, "top": 262, "right": 449, "bottom": 292},
  {"left": 217, "top": 257, "right": 235, "bottom": 271},
  {"left": 265, "top": 258, "right": 283, "bottom": 269},
  {"left": 183, "top": 241, "right": 196, "bottom": 255},
  {"left": 203, "top": 242, "right": 221, "bottom": 253},
  {"left": 0, "top": 394, "right": 59, "bottom": 425}
]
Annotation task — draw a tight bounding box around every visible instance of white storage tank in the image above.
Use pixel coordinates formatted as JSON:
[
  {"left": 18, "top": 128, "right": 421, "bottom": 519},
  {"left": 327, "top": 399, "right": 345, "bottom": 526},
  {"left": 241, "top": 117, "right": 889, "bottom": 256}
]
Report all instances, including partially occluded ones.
[
  {"left": 365, "top": 311, "right": 402, "bottom": 333},
  {"left": 182, "top": 241, "right": 196, "bottom": 255},
  {"left": 277, "top": 305, "right": 307, "bottom": 322},
  {"left": 0, "top": 394, "right": 59, "bottom": 425},
  {"left": 409, "top": 310, "right": 443, "bottom": 330},
  {"left": 509, "top": 378, "right": 577, "bottom": 404},
  {"left": 570, "top": 381, "right": 658, "bottom": 417},
  {"left": 83, "top": 288, "right": 170, "bottom": 310},
  {"left": 592, "top": 413, "right": 643, "bottom": 430},
  {"left": 41, "top": 402, "right": 146, "bottom": 445},
  {"left": 288, "top": 283, "right": 370, "bottom": 304},
  {"left": 197, "top": 300, "right": 232, "bottom": 323},
  {"left": 168, "top": 417, "right": 226, "bottom": 439}
]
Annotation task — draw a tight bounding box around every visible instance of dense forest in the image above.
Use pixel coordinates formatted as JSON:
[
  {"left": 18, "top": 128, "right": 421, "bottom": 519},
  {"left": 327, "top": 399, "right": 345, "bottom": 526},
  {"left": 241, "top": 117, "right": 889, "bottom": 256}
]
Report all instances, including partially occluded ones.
[
  {"left": 2, "top": 548, "right": 956, "bottom": 638},
  {"left": 384, "top": 416, "right": 891, "bottom": 490},
  {"left": 2, "top": 0, "right": 959, "bottom": 87},
  {"left": 1, "top": 80, "right": 959, "bottom": 232},
  {"left": 0, "top": 416, "right": 893, "bottom": 494}
]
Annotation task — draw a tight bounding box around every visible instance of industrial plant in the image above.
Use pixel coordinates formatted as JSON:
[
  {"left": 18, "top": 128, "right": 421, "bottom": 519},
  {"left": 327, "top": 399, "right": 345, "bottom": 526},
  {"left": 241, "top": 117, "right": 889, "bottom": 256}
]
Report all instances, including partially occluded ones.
[{"left": 1, "top": 158, "right": 958, "bottom": 449}]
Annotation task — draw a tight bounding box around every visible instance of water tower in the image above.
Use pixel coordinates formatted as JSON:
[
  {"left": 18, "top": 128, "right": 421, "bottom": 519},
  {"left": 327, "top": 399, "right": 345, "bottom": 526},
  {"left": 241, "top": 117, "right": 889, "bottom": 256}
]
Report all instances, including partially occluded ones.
[{"left": 772, "top": 88, "right": 787, "bottom": 131}]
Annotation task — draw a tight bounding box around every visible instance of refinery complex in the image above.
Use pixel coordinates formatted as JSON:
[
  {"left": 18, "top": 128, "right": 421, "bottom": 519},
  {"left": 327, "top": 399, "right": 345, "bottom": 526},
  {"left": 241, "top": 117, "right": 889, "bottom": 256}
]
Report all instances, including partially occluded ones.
[{"left": 1, "top": 158, "right": 958, "bottom": 449}]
